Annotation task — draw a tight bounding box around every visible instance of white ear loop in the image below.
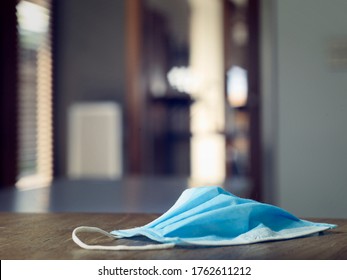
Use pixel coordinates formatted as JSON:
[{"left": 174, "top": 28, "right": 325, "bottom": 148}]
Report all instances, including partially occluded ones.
[{"left": 72, "top": 226, "right": 175, "bottom": 251}]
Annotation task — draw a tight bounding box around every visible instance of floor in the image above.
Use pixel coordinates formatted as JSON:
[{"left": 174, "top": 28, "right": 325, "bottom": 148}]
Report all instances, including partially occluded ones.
[{"left": 0, "top": 176, "right": 251, "bottom": 213}]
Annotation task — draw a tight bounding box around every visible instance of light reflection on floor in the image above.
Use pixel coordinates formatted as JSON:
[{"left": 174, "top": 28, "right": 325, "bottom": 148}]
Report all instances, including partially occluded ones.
[{"left": 0, "top": 177, "right": 250, "bottom": 213}]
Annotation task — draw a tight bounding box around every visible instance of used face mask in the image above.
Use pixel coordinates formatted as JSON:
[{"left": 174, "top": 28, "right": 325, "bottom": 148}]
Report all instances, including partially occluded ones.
[{"left": 72, "top": 186, "right": 336, "bottom": 250}]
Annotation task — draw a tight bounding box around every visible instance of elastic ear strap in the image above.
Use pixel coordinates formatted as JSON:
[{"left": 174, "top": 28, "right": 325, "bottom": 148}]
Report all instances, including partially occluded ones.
[{"left": 72, "top": 226, "right": 175, "bottom": 251}]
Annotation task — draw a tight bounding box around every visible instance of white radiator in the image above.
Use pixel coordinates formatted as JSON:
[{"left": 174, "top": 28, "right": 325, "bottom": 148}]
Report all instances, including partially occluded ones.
[{"left": 67, "top": 102, "right": 123, "bottom": 179}]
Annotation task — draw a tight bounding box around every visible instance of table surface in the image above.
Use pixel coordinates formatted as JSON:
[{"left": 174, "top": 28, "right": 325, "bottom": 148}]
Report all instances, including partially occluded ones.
[{"left": 0, "top": 212, "right": 346, "bottom": 260}]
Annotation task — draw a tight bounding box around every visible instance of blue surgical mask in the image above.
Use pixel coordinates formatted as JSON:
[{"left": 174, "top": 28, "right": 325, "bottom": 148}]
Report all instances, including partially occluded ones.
[{"left": 72, "top": 186, "right": 336, "bottom": 250}]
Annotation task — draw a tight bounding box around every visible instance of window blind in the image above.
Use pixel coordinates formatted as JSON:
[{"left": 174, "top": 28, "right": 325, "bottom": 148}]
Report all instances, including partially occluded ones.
[{"left": 16, "top": 0, "right": 53, "bottom": 189}]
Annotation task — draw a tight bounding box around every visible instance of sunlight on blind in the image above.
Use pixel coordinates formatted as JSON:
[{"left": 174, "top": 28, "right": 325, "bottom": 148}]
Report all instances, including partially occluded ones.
[{"left": 16, "top": 0, "right": 53, "bottom": 189}]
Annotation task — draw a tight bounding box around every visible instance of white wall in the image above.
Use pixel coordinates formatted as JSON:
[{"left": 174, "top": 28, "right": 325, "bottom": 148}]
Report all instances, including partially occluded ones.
[
  {"left": 55, "top": 0, "right": 125, "bottom": 176},
  {"left": 263, "top": 0, "right": 347, "bottom": 218}
]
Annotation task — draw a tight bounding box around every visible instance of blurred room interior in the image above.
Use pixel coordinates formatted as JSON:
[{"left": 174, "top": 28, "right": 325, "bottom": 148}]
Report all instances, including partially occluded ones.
[{"left": 1, "top": 0, "right": 347, "bottom": 218}]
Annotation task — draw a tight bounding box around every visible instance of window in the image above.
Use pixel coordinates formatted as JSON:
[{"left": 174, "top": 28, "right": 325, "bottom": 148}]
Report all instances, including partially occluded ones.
[{"left": 16, "top": 0, "right": 53, "bottom": 189}]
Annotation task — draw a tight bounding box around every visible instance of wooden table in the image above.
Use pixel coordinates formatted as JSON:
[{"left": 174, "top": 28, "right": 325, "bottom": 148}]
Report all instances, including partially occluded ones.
[{"left": 0, "top": 212, "right": 346, "bottom": 259}]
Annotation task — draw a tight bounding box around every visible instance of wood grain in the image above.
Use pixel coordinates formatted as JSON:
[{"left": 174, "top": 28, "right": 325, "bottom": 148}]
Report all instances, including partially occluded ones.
[{"left": 0, "top": 212, "right": 346, "bottom": 259}]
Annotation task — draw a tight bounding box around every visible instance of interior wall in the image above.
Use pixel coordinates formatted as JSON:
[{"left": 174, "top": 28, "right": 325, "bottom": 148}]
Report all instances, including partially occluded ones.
[
  {"left": 54, "top": 0, "right": 125, "bottom": 177},
  {"left": 264, "top": 0, "right": 347, "bottom": 218},
  {"left": 260, "top": 0, "right": 278, "bottom": 205}
]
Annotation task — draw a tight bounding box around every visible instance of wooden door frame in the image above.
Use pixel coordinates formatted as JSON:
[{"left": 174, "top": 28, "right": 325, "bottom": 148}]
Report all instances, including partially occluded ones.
[
  {"left": 247, "top": 0, "right": 262, "bottom": 201},
  {"left": 125, "top": 0, "right": 146, "bottom": 175},
  {"left": 223, "top": 0, "right": 262, "bottom": 200}
]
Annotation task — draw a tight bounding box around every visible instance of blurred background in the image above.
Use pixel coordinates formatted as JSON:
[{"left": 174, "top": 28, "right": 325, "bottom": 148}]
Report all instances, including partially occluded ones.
[{"left": 1, "top": 0, "right": 347, "bottom": 218}]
